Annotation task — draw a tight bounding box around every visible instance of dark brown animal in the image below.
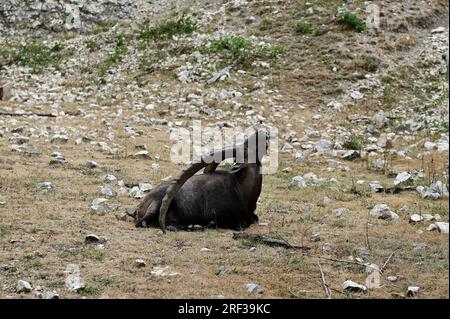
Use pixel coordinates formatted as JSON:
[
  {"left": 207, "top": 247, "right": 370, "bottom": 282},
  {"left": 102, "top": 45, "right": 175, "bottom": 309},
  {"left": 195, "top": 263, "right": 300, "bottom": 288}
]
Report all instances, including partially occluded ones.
[{"left": 130, "top": 130, "right": 269, "bottom": 233}]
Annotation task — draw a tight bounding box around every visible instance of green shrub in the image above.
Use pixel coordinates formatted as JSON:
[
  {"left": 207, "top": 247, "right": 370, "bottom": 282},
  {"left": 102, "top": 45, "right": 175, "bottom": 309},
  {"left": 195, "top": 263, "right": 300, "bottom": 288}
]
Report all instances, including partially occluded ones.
[
  {"left": 295, "top": 22, "right": 314, "bottom": 34},
  {"left": 9, "top": 41, "right": 66, "bottom": 71},
  {"left": 336, "top": 11, "right": 365, "bottom": 32},
  {"left": 202, "top": 36, "right": 282, "bottom": 66},
  {"left": 343, "top": 133, "right": 364, "bottom": 150},
  {"left": 139, "top": 16, "right": 197, "bottom": 43}
]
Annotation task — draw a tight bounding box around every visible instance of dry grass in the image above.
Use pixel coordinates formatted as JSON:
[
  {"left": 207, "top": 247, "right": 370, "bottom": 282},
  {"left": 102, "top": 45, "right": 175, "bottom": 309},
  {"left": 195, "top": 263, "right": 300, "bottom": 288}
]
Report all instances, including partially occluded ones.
[{"left": 0, "top": 104, "right": 448, "bottom": 299}]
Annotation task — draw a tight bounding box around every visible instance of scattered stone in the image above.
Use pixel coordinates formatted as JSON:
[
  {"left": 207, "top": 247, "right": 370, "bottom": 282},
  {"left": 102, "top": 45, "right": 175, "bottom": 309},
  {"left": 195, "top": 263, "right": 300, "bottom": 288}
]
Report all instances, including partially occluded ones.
[
  {"left": 245, "top": 283, "right": 263, "bottom": 294},
  {"left": 332, "top": 207, "right": 349, "bottom": 217},
  {"left": 350, "top": 90, "right": 363, "bottom": 100},
  {"left": 431, "top": 27, "right": 445, "bottom": 34},
  {"left": 10, "top": 135, "right": 29, "bottom": 144},
  {"left": 387, "top": 276, "right": 398, "bottom": 282},
  {"left": 85, "top": 234, "right": 107, "bottom": 244},
  {"left": 310, "top": 233, "right": 321, "bottom": 242},
  {"left": 86, "top": 160, "right": 98, "bottom": 168},
  {"left": 342, "top": 150, "right": 360, "bottom": 160},
  {"left": 372, "top": 111, "right": 389, "bottom": 128},
  {"left": 315, "top": 140, "right": 333, "bottom": 155},
  {"left": 133, "top": 150, "right": 150, "bottom": 158},
  {"left": 369, "top": 182, "right": 384, "bottom": 193},
  {"left": 394, "top": 172, "right": 413, "bottom": 189},
  {"left": 16, "top": 280, "right": 32, "bottom": 293},
  {"left": 37, "top": 182, "right": 53, "bottom": 191},
  {"left": 342, "top": 280, "right": 367, "bottom": 293},
  {"left": 104, "top": 174, "right": 117, "bottom": 183},
  {"left": 409, "top": 214, "right": 423, "bottom": 223},
  {"left": 50, "top": 134, "right": 69, "bottom": 143},
  {"left": 370, "top": 204, "right": 399, "bottom": 220},
  {"left": 49, "top": 155, "right": 68, "bottom": 166},
  {"left": 139, "top": 182, "right": 153, "bottom": 192},
  {"left": 150, "top": 266, "right": 180, "bottom": 277},
  {"left": 322, "top": 243, "right": 332, "bottom": 252},
  {"left": 292, "top": 176, "right": 306, "bottom": 188},
  {"left": 90, "top": 198, "right": 112, "bottom": 215},
  {"left": 99, "top": 185, "right": 117, "bottom": 197},
  {"left": 413, "top": 243, "right": 427, "bottom": 250},
  {"left": 65, "top": 264, "right": 85, "bottom": 293},
  {"left": 355, "top": 247, "right": 371, "bottom": 256},
  {"left": 133, "top": 259, "right": 146, "bottom": 268},
  {"left": 432, "top": 222, "right": 449, "bottom": 234},
  {"left": 41, "top": 291, "right": 59, "bottom": 299},
  {"left": 407, "top": 286, "right": 419, "bottom": 297},
  {"left": 129, "top": 186, "right": 144, "bottom": 199}
]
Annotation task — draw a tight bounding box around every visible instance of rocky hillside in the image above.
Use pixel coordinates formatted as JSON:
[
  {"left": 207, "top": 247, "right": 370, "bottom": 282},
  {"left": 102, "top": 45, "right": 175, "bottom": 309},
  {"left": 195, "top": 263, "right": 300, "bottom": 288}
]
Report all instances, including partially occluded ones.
[{"left": 0, "top": 0, "right": 448, "bottom": 299}]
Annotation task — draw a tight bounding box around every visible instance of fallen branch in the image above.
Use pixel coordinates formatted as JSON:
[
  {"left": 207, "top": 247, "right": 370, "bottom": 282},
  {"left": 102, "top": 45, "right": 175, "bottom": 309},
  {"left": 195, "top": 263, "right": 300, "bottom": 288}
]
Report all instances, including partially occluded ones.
[
  {"left": 232, "top": 232, "right": 310, "bottom": 250},
  {"left": 380, "top": 251, "right": 396, "bottom": 273},
  {"left": 0, "top": 111, "right": 56, "bottom": 117},
  {"left": 318, "top": 261, "right": 332, "bottom": 299},
  {"left": 318, "top": 256, "right": 365, "bottom": 266}
]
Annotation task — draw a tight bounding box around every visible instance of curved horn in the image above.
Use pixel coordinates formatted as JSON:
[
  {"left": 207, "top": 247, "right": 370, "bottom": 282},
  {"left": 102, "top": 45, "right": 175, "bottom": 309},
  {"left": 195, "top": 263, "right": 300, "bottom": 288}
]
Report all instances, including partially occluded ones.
[{"left": 158, "top": 146, "right": 236, "bottom": 233}]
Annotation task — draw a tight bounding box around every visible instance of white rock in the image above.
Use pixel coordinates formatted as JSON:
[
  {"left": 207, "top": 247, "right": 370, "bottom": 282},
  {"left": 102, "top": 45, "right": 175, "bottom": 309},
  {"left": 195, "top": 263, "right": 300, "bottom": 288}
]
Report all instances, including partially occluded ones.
[
  {"left": 65, "top": 264, "right": 85, "bottom": 293},
  {"left": 435, "top": 222, "right": 449, "bottom": 234},
  {"left": 342, "top": 280, "right": 367, "bottom": 292},
  {"left": 409, "top": 214, "right": 423, "bottom": 223},
  {"left": 394, "top": 172, "right": 413, "bottom": 188},
  {"left": 133, "top": 150, "right": 150, "bottom": 158},
  {"left": 431, "top": 181, "right": 449, "bottom": 198},
  {"left": 431, "top": 27, "right": 445, "bottom": 34},
  {"left": 370, "top": 204, "right": 399, "bottom": 220},
  {"left": 37, "top": 182, "right": 53, "bottom": 190},
  {"left": 133, "top": 259, "right": 146, "bottom": 268},
  {"left": 90, "top": 198, "right": 112, "bottom": 215},
  {"left": 103, "top": 174, "right": 117, "bottom": 183},
  {"left": 407, "top": 286, "right": 419, "bottom": 297},
  {"left": 99, "top": 185, "right": 117, "bottom": 197},
  {"left": 150, "top": 266, "right": 180, "bottom": 277},
  {"left": 86, "top": 160, "right": 98, "bottom": 168},
  {"left": 292, "top": 176, "right": 306, "bottom": 188},
  {"left": 341, "top": 150, "right": 360, "bottom": 160},
  {"left": 85, "top": 234, "right": 107, "bottom": 244},
  {"left": 369, "top": 183, "right": 384, "bottom": 193},
  {"left": 350, "top": 91, "right": 363, "bottom": 100},
  {"left": 16, "top": 280, "right": 32, "bottom": 293},
  {"left": 129, "top": 186, "right": 144, "bottom": 199},
  {"left": 437, "top": 141, "right": 449, "bottom": 152},
  {"left": 423, "top": 141, "right": 436, "bottom": 150},
  {"left": 387, "top": 276, "right": 398, "bottom": 282},
  {"left": 245, "top": 283, "right": 263, "bottom": 294},
  {"left": 315, "top": 140, "right": 333, "bottom": 155},
  {"left": 139, "top": 182, "right": 153, "bottom": 192},
  {"left": 50, "top": 134, "right": 68, "bottom": 143}
]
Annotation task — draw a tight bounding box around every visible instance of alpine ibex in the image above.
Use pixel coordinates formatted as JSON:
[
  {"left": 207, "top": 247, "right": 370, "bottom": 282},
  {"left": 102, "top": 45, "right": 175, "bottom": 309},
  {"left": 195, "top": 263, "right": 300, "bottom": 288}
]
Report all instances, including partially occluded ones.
[{"left": 130, "top": 130, "right": 269, "bottom": 233}]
